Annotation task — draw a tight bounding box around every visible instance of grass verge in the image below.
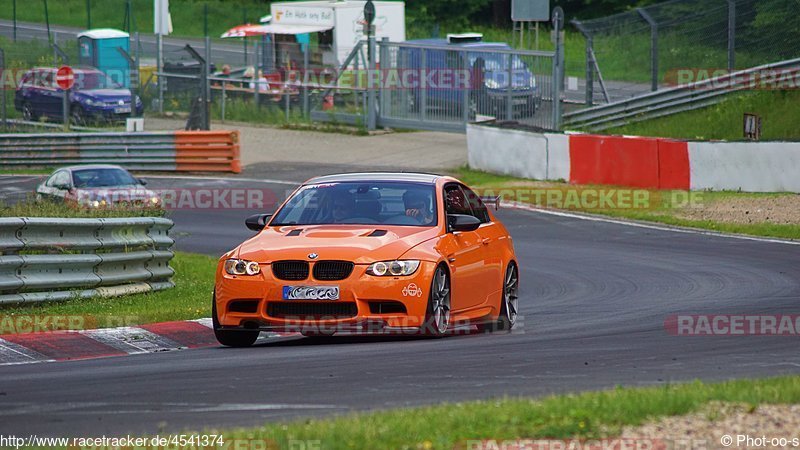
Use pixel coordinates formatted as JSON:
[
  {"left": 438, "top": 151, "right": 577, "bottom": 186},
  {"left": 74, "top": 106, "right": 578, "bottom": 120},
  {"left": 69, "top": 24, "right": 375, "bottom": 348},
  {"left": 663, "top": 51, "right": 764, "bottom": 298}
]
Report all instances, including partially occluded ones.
[
  {"left": 454, "top": 167, "right": 800, "bottom": 240},
  {"left": 210, "top": 375, "right": 800, "bottom": 449},
  {"left": 604, "top": 90, "right": 800, "bottom": 141},
  {"left": 0, "top": 251, "right": 215, "bottom": 334},
  {"left": 0, "top": 196, "right": 166, "bottom": 218}
]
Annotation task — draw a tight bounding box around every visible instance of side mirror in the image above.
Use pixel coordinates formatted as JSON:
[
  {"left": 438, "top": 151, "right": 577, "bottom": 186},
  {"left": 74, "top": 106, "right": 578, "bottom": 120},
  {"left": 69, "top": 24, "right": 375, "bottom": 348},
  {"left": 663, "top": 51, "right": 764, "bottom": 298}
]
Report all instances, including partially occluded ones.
[
  {"left": 447, "top": 214, "right": 481, "bottom": 233},
  {"left": 138, "top": 178, "right": 148, "bottom": 186},
  {"left": 54, "top": 183, "right": 71, "bottom": 191},
  {"left": 245, "top": 213, "right": 272, "bottom": 231}
]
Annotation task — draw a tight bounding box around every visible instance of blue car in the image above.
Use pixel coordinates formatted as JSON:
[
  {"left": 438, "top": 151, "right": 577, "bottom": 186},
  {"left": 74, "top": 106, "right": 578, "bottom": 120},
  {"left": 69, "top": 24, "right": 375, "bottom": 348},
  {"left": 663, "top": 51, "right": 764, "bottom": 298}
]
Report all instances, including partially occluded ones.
[
  {"left": 401, "top": 34, "right": 540, "bottom": 119},
  {"left": 14, "top": 67, "right": 143, "bottom": 125}
]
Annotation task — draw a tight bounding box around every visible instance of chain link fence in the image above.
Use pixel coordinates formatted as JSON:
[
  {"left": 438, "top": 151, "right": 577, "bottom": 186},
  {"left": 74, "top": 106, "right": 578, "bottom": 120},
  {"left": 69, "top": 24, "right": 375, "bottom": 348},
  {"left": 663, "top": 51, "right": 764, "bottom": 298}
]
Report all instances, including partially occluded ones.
[{"left": 572, "top": 0, "right": 800, "bottom": 105}]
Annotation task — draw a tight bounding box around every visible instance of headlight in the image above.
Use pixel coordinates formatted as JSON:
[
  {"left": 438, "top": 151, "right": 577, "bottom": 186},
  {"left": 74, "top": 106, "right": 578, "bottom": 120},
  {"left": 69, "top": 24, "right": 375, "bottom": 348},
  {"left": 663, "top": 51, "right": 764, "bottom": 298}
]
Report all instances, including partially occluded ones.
[
  {"left": 529, "top": 76, "right": 536, "bottom": 89},
  {"left": 149, "top": 196, "right": 160, "bottom": 205},
  {"left": 484, "top": 78, "right": 501, "bottom": 90},
  {"left": 224, "top": 259, "right": 261, "bottom": 276},
  {"left": 366, "top": 260, "right": 420, "bottom": 277},
  {"left": 83, "top": 98, "right": 95, "bottom": 106}
]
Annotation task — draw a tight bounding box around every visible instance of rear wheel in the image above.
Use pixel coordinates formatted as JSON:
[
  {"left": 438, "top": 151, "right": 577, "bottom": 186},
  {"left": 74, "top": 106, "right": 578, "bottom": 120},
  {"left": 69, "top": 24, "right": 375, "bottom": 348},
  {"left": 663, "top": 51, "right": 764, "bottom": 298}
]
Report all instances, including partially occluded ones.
[
  {"left": 212, "top": 297, "right": 259, "bottom": 347},
  {"left": 422, "top": 265, "right": 450, "bottom": 336},
  {"left": 477, "top": 263, "right": 519, "bottom": 333}
]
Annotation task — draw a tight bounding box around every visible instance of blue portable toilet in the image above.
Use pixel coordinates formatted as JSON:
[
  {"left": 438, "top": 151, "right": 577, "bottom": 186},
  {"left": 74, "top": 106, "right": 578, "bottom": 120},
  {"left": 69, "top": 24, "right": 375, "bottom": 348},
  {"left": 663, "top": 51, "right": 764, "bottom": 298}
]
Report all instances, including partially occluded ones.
[{"left": 77, "top": 28, "right": 131, "bottom": 87}]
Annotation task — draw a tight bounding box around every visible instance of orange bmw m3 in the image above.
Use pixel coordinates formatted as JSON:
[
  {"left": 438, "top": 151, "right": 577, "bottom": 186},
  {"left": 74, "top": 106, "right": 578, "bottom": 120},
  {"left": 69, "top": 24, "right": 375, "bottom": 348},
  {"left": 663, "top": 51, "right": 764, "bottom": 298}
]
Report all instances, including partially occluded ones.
[{"left": 213, "top": 173, "right": 519, "bottom": 347}]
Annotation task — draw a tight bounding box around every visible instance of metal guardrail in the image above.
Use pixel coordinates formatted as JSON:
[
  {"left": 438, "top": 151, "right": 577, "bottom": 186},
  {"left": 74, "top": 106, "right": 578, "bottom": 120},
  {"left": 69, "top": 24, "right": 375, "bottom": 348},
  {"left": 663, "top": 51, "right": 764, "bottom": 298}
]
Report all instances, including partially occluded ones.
[
  {"left": 563, "top": 57, "right": 800, "bottom": 131},
  {"left": 0, "top": 130, "right": 241, "bottom": 173},
  {"left": 0, "top": 217, "right": 174, "bottom": 305}
]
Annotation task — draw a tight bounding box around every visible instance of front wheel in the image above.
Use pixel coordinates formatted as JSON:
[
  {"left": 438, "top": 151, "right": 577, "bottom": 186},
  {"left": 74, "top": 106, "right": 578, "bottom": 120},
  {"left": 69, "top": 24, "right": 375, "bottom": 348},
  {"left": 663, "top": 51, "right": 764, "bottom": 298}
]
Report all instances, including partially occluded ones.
[
  {"left": 212, "top": 297, "right": 259, "bottom": 347},
  {"left": 70, "top": 105, "right": 87, "bottom": 126},
  {"left": 22, "top": 102, "right": 36, "bottom": 121},
  {"left": 422, "top": 265, "right": 450, "bottom": 337}
]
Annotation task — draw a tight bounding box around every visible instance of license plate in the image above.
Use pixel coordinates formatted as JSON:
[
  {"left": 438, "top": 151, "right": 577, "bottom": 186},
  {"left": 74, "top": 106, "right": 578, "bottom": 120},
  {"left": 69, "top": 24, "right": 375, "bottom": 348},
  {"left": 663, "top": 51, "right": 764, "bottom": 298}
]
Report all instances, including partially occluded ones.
[
  {"left": 114, "top": 106, "right": 131, "bottom": 114},
  {"left": 282, "top": 285, "right": 339, "bottom": 300}
]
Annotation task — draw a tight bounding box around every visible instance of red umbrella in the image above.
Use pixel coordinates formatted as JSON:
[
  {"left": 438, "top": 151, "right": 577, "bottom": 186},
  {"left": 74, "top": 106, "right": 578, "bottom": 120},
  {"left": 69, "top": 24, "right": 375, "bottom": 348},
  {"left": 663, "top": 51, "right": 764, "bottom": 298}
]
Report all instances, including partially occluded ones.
[{"left": 220, "top": 24, "right": 271, "bottom": 38}]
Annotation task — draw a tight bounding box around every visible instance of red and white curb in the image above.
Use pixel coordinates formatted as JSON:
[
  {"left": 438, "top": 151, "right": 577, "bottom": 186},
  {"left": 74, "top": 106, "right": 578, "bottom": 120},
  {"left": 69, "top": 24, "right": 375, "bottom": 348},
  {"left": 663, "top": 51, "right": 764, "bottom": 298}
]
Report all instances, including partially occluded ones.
[{"left": 0, "top": 319, "right": 294, "bottom": 366}]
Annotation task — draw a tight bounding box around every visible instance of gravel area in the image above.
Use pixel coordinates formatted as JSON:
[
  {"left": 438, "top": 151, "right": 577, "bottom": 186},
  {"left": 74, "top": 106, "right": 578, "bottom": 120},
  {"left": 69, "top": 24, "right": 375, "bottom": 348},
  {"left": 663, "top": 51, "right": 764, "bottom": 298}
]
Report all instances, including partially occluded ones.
[
  {"left": 619, "top": 402, "right": 800, "bottom": 449},
  {"left": 144, "top": 118, "right": 467, "bottom": 172},
  {"left": 678, "top": 195, "right": 800, "bottom": 225}
]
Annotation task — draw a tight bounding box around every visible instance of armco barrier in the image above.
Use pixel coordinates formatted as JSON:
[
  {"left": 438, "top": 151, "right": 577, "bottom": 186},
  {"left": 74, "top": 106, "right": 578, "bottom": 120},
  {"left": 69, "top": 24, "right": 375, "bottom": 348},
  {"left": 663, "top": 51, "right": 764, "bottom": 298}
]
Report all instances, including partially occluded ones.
[
  {"left": 0, "top": 217, "right": 174, "bottom": 305},
  {"left": 467, "top": 123, "right": 800, "bottom": 193},
  {"left": 0, "top": 130, "right": 240, "bottom": 173}
]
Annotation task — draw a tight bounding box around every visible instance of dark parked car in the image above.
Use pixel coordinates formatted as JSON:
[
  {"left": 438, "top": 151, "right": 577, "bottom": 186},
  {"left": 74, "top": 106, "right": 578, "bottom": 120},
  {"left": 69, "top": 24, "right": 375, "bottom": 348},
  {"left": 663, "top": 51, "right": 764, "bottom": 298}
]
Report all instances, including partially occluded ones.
[
  {"left": 401, "top": 34, "right": 540, "bottom": 119},
  {"left": 14, "top": 67, "right": 143, "bottom": 125}
]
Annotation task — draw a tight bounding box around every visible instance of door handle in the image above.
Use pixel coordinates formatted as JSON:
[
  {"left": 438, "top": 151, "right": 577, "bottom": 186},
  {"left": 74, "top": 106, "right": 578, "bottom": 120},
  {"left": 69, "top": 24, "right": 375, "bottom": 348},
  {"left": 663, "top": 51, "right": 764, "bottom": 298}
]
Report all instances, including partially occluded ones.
[{"left": 482, "top": 238, "right": 491, "bottom": 245}]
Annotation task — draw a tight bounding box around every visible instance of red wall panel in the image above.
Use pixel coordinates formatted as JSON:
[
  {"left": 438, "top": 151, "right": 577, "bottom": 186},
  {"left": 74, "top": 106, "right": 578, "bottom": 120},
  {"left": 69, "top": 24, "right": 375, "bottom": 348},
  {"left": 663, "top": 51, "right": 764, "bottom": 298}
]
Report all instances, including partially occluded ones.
[
  {"left": 569, "top": 135, "right": 660, "bottom": 188},
  {"left": 657, "top": 139, "right": 690, "bottom": 189}
]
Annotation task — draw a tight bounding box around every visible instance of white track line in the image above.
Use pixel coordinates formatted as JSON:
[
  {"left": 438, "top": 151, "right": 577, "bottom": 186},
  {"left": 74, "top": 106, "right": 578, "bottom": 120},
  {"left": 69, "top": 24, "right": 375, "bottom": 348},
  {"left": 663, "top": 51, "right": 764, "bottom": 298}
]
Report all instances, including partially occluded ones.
[{"left": 503, "top": 201, "right": 800, "bottom": 246}]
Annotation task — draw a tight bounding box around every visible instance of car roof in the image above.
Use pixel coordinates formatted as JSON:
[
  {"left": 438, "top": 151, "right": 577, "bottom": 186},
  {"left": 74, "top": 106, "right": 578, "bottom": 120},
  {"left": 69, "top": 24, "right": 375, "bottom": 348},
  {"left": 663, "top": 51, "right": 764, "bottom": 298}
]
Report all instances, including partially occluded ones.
[
  {"left": 30, "top": 67, "right": 103, "bottom": 74},
  {"left": 306, "top": 172, "right": 443, "bottom": 185},
  {"left": 57, "top": 164, "right": 128, "bottom": 172},
  {"left": 406, "top": 39, "right": 511, "bottom": 50}
]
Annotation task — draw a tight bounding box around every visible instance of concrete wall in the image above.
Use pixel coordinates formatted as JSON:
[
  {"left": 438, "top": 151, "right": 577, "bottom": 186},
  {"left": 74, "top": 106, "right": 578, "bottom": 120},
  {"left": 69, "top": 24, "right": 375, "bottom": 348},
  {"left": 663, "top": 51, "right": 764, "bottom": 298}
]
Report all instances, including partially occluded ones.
[
  {"left": 689, "top": 142, "right": 800, "bottom": 192},
  {"left": 466, "top": 123, "right": 800, "bottom": 193},
  {"left": 466, "top": 124, "right": 571, "bottom": 182}
]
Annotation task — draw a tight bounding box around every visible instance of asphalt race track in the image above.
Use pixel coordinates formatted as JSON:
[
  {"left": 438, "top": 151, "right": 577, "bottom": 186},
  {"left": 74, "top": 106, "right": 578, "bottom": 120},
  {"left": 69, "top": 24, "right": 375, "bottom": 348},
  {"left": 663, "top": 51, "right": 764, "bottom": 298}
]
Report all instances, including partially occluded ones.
[{"left": 1, "top": 175, "right": 800, "bottom": 437}]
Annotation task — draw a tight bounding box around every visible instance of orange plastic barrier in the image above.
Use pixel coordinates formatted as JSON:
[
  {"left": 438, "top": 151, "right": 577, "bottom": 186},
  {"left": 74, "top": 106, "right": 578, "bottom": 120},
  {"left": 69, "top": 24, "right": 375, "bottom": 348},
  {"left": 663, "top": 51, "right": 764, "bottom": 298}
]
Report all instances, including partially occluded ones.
[{"left": 174, "top": 130, "right": 241, "bottom": 174}]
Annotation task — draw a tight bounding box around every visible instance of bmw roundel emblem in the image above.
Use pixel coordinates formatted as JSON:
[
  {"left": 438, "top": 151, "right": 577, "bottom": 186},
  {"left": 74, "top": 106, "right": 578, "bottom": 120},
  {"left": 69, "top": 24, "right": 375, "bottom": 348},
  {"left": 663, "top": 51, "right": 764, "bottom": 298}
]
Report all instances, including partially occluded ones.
[{"left": 308, "top": 253, "right": 318, "bottom": 259}]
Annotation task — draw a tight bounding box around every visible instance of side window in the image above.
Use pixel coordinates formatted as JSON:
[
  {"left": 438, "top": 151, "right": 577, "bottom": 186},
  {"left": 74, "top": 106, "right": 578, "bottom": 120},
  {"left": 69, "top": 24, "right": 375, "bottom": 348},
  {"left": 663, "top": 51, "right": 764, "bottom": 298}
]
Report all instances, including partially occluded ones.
[
  {"left": 34, "top": 71, "right": 50, "bottom": 88},
  {"left": 19, "top": 71, "right": 33, "bottom": 88},
  {"left": 461, "top": 185, "right": 490, "bottom": 223},
  {"left": 50, "top": 171, "right": 70, "bottom": 188},
  {"left": 443, "top": 184, "right": 472, "bottom": 216},
  {"left": 43, "top": 71, "right": 56, "bottom": 89},
  {"left": 44, "top": 172, "right": 58, "bottom": 187}
]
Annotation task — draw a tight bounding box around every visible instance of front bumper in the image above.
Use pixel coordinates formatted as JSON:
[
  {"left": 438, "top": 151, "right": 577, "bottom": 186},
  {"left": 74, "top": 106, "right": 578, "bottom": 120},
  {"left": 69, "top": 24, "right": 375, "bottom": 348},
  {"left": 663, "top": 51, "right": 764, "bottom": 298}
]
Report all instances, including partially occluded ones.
[
  {"left": 214, "top": 260, "right": 438, "bottom": 332},
  {"left": 84, "top": 104, "right": 144, "bottom": 122}
]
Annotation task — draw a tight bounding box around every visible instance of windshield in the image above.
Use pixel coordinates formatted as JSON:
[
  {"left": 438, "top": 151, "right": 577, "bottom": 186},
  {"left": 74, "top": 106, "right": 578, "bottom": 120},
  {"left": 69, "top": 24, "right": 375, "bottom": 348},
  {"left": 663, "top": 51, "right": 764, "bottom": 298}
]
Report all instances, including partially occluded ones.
[
  {"left": 72, "top": 168, "right": 140, "bottom": 188},
  {"left": 468, "top": 53, "right": 528, "bottom": 71},
  {"left": 74, "top": 71, "right": 122, "bottom": 90},
  {"left": 271, "top": 182, "right": 438, "bottom": 227}
]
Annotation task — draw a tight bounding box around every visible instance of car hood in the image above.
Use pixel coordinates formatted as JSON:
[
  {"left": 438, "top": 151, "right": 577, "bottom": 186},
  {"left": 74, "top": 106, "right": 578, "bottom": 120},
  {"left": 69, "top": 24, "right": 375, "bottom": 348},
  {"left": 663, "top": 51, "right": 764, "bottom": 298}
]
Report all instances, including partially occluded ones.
[
  {"left": 235, "top": 224, "right": 442, "bottom": 264},
  {"left": 75, "top": 89, "right": 132, "bottom": 101}
]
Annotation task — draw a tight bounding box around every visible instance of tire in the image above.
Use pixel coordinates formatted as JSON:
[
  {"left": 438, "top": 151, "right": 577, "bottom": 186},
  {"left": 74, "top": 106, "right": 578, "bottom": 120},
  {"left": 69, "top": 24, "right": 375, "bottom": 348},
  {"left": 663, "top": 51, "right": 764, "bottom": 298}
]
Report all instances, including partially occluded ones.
[
  {"left": 477, "top": 263, "right": 519, "bottom": 333},
  {"left": 422, "top": 265, "right": 450, "bottom": 337},
  {"left": 22, "top": 102, "right": 36, "bottom": 121},
  {"left": 70, "top": 105, "right": 87, "bottom": 126},
  {"left": 212, "top": 297, "right": 259, "bottom": 347}
]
